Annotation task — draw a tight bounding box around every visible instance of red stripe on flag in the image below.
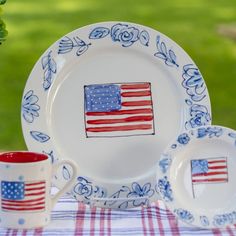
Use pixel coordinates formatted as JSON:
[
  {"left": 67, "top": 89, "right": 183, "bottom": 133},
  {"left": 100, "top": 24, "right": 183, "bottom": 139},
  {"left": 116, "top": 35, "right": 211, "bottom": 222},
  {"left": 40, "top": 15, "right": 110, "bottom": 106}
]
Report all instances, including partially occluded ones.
[
  {"left": 192, "top": 171, "right": 228, "bottom": 177},
  {"left": 86, "top": 108, "right": 153, "bottom": 116},
  {"left": 208, "top": 166, "right": 227, "bottom": 170},
  {"left": 192, "top": 178, "right": 228, "bottom": 183},
  {"left": 208, "top": 160, "right": 226, "bottom": 164},
  {"left": 86, "top": 124, "right": 152, "bottom": 132},
  {"left": 121, "top": 90, "right": 151, "bottom": 97},
  {"left": 2, "top": 197, "right": 44, "bottom": 204},
  {"left": 2, "top": 201, "right": 44, "bottom": 207},
  {"left": 2, "top": 206, "right": 45, "bottom": 211},
  {"left": 25, "top": 182, "right": 45, "bottom": 187},
  {"left": 25, "top": 191, "right": 45, "bottom": 197},
  {"left": 25, "top": 186, "right": 45, "bottom": 191},
  {"left": 87, "top": 115, "right": 153, "bottom": 125},
  {"left": 121, "top": 100, "right": 152, "bottom": 107},
  {"left": 120, "top": 83, "right": 150, "bottom": 90}
]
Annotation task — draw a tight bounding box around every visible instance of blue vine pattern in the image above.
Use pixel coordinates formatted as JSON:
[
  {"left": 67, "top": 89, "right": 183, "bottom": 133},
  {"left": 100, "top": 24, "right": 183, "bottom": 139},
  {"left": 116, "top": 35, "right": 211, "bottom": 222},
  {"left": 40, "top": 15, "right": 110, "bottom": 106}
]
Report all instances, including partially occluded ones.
[
  {"left": 159, "top": 154, "right": 172, "bottom": 174},
  {"left": 89, "top": 23, "right": 149, "bottom": 47},
  {"left": 174, "top": 209, "right": 194, "bottom": 224},
  {"left": 30, "top": 131, "right": 50, "bottom": 143},
  {"left": 73, "top": 177, "right": 154, "bottom": 208},
  {"left": 154, "top": 35, "right": 179, "bottom": 67},
  {"left": 22, "top": 90, "right": 40, "bottom": 123},
  {"left": 182, "top": 64, "right": 206, "bottom": 102},
  {"left": 104, "top": 182, "right": 154, "bottom": 209},
  {"left": 197, "top": 126, "right": 223, "bottom": 138},
  {"left": 41, "top": 50, "right": 57, "bottom": 90},
  {"left": 185, "top": 99, "right": 211, "bottom": 129},
  {"left": 200, "top": 216, "right": 209, "bottom": 227},
  {"left": 213, "top": 211, "right": 236, "bottom": 227},
  {"left": 58, "top": 36, "right": 91, "bottom": 56},
  {"left": 156, "top": 176, "right": 173, "bottom": 202},
  {"left": 228, "top": 132, "right": 236, "bottom": 146}
]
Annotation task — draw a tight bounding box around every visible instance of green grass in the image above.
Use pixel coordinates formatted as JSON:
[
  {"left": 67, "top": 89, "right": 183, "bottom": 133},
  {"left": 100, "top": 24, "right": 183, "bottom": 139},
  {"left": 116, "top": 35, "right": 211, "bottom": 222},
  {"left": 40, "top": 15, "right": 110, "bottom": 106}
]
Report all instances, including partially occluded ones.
[{"left": 0, "top": 0, "right": 236, "bottom": 150}]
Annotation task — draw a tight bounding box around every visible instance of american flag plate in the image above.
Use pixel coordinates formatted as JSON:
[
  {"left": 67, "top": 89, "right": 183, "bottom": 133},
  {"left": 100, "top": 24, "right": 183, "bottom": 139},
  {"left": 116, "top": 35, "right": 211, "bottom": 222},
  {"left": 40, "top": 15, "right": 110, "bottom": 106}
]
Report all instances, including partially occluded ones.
[
  {"left": 21, "top": 22, "right": 211, "bottom": 209},
  {"left": 157, "top": 125, "right": 236, "bottom": 228}
]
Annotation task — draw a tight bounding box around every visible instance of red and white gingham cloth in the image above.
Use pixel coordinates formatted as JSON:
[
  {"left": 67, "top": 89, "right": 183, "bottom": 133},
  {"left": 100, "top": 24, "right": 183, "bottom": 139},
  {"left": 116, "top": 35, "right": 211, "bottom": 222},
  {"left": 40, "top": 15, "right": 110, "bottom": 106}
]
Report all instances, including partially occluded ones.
[{"left": 1, "top": 195, "right": 236, "bottom": 236}]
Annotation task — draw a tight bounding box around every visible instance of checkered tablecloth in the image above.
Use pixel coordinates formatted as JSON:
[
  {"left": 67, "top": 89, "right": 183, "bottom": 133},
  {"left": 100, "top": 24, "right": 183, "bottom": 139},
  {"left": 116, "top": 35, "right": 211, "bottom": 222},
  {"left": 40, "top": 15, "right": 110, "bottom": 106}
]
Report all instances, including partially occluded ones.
[{"left": 1, "top": 195, "right": 236, "bottom": 236}]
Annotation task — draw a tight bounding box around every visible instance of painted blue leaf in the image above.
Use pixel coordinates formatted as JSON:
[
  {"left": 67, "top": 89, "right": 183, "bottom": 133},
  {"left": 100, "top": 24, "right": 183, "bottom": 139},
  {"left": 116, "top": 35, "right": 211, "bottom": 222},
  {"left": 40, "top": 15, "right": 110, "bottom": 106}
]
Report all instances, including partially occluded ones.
[
  {"left": 229, "top": 133, "right": 236, "bottom": 138},
  {"left": 76, "top": 45, "right": 89, "bottom": 56},
  {"left": 30, "top": 131, "right": 50, "bottom": 143},
  {"left": 62, "top": 165, "right": 71, "bottom": 180},
  {"left": 73, "top": 36, "right": 86, "bottom": 46},
  {"left": 49, "top": 59, "right": 57, "bottom": 73},
  {"left": 169, "top": 49, "right": 177, "bottom": 63},
  {"left": 160, "top": 41, "right": 167, "bottom": 55},
  {"left": 41, "top": 55, "right": 50, "bottom": 69},
  {"left": 154, "top": 52, "right": 167, "bottom": 60},
  {"left": 139, "top": 30, "right": 149, "bottom": 46},
  {"left": 89, "top": 27, "right": 110, "bottom": 39}
]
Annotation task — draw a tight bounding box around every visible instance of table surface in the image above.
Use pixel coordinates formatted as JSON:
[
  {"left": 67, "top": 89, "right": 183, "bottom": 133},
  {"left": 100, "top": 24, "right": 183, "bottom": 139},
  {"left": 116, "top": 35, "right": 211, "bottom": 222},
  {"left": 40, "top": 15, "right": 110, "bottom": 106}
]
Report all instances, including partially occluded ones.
[{"left": 1, "top": 194, "right": 236, "bottom": 236}]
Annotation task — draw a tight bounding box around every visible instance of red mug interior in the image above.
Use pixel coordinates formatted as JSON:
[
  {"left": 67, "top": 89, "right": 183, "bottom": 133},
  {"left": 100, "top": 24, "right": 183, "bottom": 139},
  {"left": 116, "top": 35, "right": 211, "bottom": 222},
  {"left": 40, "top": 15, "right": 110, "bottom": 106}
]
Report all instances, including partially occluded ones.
[{"left": 0, "top": 152, "right": 48, "bottom": 163}]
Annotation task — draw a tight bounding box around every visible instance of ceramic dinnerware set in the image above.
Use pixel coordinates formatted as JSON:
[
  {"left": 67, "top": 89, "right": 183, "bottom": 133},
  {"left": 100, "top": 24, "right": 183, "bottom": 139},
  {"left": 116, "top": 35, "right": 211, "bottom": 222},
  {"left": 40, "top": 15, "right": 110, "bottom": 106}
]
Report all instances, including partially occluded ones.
[{"left": 1, "top": 21, "right": 235, "bottom": 229}]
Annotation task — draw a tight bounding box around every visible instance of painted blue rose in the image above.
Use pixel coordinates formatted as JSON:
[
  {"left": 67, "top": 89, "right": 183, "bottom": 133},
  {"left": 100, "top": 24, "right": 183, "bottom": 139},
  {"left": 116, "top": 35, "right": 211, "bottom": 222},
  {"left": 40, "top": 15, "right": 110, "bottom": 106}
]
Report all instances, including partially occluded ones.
[
  {"left": 22, "top": 90, "right": 40, "bottom": 123},
  {"left": 73, "top": 177, "right": 93, "bottom": 199},
  {"left": 177, "top": 133, "right": 190, "bottom": 145},
  {"left": 174, "top": 208, "right": 194, "bottom": 223},
  {"left": 185, "top": 100, "right": 211, "bottom": 129},
  {"left": 182, "top": 64, "right": 206, "bottom": 102},
  {"left": 127, "top": 182, "right": 154, "bottom": 206},
  {"left": 156, "top": 176, "right": 173, "bottom": 202},
  {"left": 111, "top": 23, "right": 139, "bottom": 47}
]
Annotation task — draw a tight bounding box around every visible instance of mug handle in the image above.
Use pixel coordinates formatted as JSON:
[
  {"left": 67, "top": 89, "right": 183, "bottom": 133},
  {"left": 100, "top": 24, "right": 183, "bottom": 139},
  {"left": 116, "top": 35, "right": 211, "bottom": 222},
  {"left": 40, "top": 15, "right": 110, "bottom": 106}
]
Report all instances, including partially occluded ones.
[{"left": 51, "top": 159, "right": 78, "bottom": 207}]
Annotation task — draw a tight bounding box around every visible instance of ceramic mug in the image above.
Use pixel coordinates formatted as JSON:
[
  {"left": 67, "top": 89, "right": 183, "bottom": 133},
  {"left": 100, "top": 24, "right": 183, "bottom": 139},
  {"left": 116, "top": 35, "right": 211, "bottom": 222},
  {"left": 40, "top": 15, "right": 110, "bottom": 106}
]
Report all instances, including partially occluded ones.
[{"left": 0, "top": 151, "right": 78, "bottom": 229}]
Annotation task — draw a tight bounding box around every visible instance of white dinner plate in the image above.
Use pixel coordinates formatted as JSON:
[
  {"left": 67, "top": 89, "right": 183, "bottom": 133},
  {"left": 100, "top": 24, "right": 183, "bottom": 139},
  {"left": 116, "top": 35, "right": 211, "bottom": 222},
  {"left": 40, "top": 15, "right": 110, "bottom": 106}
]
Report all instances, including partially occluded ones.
[
  {"left": 157, "top": 125, "right": 236, "bottom": 228},
  {"left": 21, "top": 22, "right": 211, "bottom": 209}
]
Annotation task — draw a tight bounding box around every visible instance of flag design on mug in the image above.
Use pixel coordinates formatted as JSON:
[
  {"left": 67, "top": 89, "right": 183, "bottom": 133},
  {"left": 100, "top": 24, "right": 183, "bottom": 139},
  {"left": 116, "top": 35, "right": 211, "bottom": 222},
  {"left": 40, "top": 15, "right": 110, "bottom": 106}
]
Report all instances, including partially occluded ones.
[{"left": 1, "top": 180, "right": 46, "bottom": 212}]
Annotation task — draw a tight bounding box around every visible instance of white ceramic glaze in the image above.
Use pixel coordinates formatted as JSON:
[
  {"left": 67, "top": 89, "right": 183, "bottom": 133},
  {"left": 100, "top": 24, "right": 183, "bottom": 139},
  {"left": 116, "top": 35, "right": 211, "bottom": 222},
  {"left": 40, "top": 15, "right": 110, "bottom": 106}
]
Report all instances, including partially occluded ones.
[
  {"left": 0, "top": 152, "right": 77, "bottom": 229},
  {"left": 21, "top": 21, "right": 211, "bottom": 209},
  {"left": 157, "top": 125, "right": 236, "bottom": 228}
]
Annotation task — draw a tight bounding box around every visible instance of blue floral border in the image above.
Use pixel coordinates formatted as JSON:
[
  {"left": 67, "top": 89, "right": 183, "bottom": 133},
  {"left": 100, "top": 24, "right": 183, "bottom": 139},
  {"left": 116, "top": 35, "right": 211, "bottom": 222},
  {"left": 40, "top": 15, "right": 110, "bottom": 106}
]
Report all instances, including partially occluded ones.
[{"left": 22, "top": 22, "right": 212, "bottom": 209}]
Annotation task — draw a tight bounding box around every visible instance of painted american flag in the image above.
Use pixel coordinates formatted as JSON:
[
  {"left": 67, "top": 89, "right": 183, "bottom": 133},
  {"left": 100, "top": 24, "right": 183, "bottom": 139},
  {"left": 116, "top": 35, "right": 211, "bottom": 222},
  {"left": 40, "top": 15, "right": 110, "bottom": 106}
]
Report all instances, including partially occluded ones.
[
  {"left": 1, "top": 180, "right": 46, "bottom": 212},
  {"left": 191, "top": 157, "right": 228, "bottom": 184},
  {"left": 84, "top": 82, "right": 155, "bottom": 138}
]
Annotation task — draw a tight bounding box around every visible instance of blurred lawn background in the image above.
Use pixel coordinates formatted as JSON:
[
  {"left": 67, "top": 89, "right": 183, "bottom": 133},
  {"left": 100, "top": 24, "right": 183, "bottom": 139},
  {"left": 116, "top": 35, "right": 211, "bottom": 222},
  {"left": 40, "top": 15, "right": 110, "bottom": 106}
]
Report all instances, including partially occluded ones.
[{"left": 0, "top": 0, "right": 236, "bottom": 150}]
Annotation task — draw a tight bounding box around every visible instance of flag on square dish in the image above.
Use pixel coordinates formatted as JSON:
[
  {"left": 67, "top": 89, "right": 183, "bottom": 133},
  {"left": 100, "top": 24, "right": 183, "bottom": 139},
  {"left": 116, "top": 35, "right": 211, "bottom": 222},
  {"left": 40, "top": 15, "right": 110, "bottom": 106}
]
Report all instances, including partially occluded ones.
[
  {"left": 1, "top": 181, "right": 46, "bottom": 212},
  {"left": 84, "top": 82, "right": 155, "bottom": 138},
  {"left": 191, "top": 157, "right": 228, "bottom": 184}
]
